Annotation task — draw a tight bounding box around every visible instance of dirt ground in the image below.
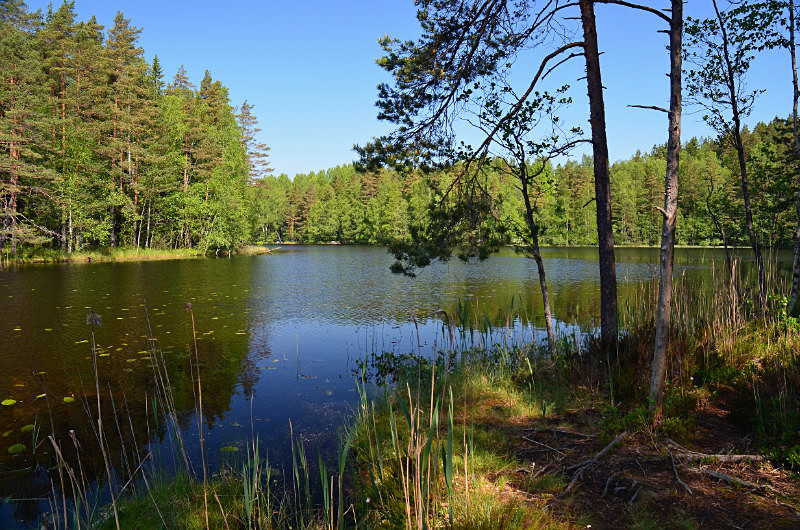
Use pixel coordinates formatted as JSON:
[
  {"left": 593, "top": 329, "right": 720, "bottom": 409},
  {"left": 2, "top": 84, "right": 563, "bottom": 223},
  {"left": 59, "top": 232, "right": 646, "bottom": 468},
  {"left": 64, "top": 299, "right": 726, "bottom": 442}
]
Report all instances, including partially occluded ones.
[{"left": 495, "top": 393, "right": 800, "bottom": 529}]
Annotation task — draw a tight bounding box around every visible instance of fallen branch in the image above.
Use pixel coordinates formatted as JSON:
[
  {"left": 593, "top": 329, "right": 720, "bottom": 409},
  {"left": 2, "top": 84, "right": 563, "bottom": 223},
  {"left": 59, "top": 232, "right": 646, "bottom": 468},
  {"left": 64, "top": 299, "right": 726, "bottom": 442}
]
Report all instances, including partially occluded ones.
[
  {"left": 547, "top": 427, "right": 595, "bottom": 438},
  {"left": 676, "top": 452, "right": 764, "bottom": 463},
  {"left": 690, "top": 467, "right": 779, "bottom": 495},
  {"left": 670, "top": 451, "right": 692, "bottom": 495},
  {"left": 559, "top": 466, "right": 585, "bottom": 498},
  {"left": 602, "top": 471, "right": 623, "bottom": 498},
  {"left": 559, "top": 432, "right": 627, "bottom": 498},
  {"left": 522, "top": 435, "right": 567, "bottom": 457},
  {"left": 629, "top": 484, "right": 643, "bottom": 503},
  {"left": 566, "top": 431, "right": 628, "bottom": 473}
]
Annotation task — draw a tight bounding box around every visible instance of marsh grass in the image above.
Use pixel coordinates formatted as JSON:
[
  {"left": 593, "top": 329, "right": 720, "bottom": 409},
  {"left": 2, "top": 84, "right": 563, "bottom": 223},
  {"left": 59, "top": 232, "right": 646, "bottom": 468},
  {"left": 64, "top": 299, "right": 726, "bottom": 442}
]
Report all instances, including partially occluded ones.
[{"left": 350, "top": 334, "right": 579, "bottom": 529}]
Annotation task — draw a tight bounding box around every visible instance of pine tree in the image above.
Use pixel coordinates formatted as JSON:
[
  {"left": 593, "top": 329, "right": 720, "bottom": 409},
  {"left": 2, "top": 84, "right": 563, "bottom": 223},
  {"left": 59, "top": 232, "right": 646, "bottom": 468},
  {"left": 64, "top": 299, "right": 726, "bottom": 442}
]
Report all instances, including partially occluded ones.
[
  {"left": 0, "top": 1, "right": 55, "bottom": 254},
  {"left": 236, "top": 99, "right": 271, "bottom": 179}
]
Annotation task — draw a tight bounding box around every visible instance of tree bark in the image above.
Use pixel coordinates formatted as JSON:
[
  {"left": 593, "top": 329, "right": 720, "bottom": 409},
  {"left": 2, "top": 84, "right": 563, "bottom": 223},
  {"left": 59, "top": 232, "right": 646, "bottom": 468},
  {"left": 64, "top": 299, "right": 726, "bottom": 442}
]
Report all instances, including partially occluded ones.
[
  {"left": 789, "top": 1, "right": 800, "bottom": 316},
  {"left": 579, "top": 0, "right": 618, "bottom": 354},
  {"left": 649, "top": 0, "right": 683, "bottom": 422}
]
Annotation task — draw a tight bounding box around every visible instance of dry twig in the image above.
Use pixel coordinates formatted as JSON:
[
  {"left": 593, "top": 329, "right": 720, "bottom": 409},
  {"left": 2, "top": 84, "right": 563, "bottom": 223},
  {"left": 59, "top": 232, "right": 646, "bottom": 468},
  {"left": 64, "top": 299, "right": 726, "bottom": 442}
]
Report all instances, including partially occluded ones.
[
  {"left": 559, "top": 431, "right": 628, "bottom": 498},
  {"left": 670, "top": 451, "right": 692, "bottom": 495}
]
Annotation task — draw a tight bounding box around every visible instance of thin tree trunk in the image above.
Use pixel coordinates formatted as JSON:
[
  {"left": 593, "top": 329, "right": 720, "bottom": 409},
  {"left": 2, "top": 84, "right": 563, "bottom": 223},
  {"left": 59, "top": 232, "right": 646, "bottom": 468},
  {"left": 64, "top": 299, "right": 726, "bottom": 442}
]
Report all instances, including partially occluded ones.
[
  {"left": 9, "top": 122, "right": 19, "bottom": 256},
  {"left": 110, "top": 204, "right": 116, "bottom": 248},
  {"left": 579, "top": 0, "right": 618, "bottom": 354},
  {"left": 146, "top": 200, "right": 152, "bottom": 249},
  {"left": 519, "top": 163, "right": 556, "bottom": 355},
  {"left": 789, "top": 1, "right": 800, "bottom": 316},
  {"left": 60, "top": 206, "right": 67, "bottom": 252},
  {"left": 712, "top": 0, "right": 766, "bottom": 309},
  {"left": 706, "top": 173, "right": 734, "bottom": 285},
  {"left": 68, "top": 208, "right": 73, "bottom": 254},
  {"left": 649, "top": 0, "right": 683, "bottom": 421}
]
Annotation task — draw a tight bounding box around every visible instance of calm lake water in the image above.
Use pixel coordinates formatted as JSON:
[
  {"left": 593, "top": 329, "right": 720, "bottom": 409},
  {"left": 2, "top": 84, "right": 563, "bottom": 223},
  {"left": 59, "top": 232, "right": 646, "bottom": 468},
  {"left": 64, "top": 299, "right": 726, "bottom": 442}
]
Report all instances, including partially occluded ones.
[{"left": 0, "top": 245, "right": 791, "bottom": 526}]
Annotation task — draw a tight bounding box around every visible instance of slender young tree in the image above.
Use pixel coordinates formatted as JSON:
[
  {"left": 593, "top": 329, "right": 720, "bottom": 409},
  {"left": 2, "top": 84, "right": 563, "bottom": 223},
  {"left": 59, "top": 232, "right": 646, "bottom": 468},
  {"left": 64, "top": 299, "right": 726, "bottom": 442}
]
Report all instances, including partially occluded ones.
[
  {"left": 357, "top": 0, "right": 623, "bottom": 352},
  {"left": 685, "top": 0, "right": 779, "bottom": 310},
  {"left": 473, "top": 83, "right": 585, "bottom": 355}
]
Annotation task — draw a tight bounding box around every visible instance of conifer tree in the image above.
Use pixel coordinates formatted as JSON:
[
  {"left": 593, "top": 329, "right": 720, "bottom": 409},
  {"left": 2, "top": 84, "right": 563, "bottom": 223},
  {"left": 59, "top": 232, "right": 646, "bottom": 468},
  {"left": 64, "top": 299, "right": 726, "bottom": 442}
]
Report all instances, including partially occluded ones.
[{"left": 236, "top": 99, "right": 271, "bottom": 179}]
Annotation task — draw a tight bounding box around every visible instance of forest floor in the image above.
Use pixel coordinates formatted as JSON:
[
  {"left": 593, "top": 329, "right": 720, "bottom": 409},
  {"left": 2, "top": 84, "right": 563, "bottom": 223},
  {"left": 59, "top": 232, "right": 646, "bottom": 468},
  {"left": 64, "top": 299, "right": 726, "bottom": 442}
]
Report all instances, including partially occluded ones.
[{"left": 474, "top": 386, "right": 800, "bottom": 529}]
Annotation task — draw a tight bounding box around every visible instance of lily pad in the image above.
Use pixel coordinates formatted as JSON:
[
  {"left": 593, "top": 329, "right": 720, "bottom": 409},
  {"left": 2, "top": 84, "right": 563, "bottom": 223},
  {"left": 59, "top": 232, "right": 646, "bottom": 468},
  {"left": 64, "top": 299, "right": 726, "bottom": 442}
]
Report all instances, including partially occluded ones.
[
  {"left": 63, "top": 396, "right": 75, "bottom": 404},
  {"left": 35, "top": 394, "right": 46, "bottom": 400},
  {"left": 20, "top": 424, "right": 34, "bottom": 433},
  {"left": 2, "top": 399, "right": 16, "bottom": 406},
  {"left": 8, "top": 443, "right": 26, "bottom": 454},
  {"left": 220, "top": 446, "right": 239, "bottom": 453}
]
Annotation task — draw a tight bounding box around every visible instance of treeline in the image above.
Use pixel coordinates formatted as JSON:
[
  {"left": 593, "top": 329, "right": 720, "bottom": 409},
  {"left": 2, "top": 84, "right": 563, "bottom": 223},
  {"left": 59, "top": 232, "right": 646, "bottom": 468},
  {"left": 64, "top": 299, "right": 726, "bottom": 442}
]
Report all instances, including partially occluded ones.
[
  {"left": 2, "top": 2, "right": 797, "bottom": 256},
  {"left": 254, "top": 117, "right": 797, "bottom": 249},
  {"left": 0, "top": 0, "right": 270, "bottom": 255}
]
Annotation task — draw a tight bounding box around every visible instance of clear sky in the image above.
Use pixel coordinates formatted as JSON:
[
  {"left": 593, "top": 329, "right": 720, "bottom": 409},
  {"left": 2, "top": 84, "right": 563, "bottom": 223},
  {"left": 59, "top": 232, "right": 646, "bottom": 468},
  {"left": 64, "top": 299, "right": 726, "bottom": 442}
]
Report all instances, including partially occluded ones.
[{"left": 25, "top": 0, "right": 793, "bottom": 178}]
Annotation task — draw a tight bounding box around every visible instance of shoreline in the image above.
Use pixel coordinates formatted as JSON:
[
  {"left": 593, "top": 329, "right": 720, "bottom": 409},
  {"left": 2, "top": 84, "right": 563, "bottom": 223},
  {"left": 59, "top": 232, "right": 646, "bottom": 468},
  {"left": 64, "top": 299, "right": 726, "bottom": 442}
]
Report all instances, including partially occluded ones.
[
  {"left": 0, "top": 245, "right": 275, "bottom": 266},
  {"left": 1, "top": 242, "right": 788, "bottom": 268}
]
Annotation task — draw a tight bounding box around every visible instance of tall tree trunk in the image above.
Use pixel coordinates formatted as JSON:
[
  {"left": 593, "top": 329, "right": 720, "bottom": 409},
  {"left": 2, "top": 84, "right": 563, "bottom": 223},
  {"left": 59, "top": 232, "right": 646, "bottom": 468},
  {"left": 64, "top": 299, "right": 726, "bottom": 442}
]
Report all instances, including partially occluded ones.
[
  {"left": 712, "top": 0, "right": 766, "bottom": 310},
  {"left": 789, "top": 1, "right": 800, "bottom": 316},
  {"left": 579, "top": 0, "right": 618, "bottom": 354},
  {"left": 649, "top": 0, "right": 683, "bottom": 421}
]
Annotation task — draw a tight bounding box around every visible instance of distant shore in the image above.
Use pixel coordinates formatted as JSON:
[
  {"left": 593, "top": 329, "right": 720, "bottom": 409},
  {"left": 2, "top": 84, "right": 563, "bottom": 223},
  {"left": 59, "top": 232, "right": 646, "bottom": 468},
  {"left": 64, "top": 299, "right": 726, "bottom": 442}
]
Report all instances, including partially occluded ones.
[{"left": 1, "top": 245, "right": 276, "bottom": 266}]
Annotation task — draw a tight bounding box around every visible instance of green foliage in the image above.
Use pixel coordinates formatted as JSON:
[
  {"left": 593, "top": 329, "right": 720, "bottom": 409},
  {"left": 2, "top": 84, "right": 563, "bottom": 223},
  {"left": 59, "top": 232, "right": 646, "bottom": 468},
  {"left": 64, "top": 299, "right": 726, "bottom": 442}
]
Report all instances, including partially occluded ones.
[{"left": 0, "top": 4, "right": 267, "bottom": 256}]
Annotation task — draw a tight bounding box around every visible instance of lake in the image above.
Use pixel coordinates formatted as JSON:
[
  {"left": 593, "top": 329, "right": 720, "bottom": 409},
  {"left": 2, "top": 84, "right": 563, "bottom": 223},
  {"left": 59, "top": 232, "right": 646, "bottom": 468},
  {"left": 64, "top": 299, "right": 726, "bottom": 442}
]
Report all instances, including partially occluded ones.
[{"left": 0, "top": 245, "right": 790, "bottom": 526}]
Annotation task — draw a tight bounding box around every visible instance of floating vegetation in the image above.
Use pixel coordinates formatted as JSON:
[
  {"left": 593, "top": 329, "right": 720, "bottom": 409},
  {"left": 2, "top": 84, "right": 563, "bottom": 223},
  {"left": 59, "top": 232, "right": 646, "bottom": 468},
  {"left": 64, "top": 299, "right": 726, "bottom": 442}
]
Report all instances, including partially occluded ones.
[
  {"left": 220, "top": 446, "right": 239, "bottom": 453},
  {"left": 2, "top": 399, "right": 16, "bottom": 406},
  {"left": 8, "top": 443, "right": 26, "bottom": 455},
  {"left": 20, "top": 424, "right": 34, "bottom": 433},
  {"left": 35, "top": 394, "right": 46, "bottom": 399},
  {"left": 2, "top": 430, "right": 12, "bottom": 437},
  {"left": 63, "top": 396, "right": 75, "bottom": 403}
]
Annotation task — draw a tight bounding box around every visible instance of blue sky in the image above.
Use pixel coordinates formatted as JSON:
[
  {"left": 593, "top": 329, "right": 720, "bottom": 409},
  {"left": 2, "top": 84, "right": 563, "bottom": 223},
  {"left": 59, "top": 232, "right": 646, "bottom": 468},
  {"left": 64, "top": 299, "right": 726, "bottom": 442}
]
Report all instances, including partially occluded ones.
[{"left": 26, "top": 0, "right": 793, "bottom": 178}]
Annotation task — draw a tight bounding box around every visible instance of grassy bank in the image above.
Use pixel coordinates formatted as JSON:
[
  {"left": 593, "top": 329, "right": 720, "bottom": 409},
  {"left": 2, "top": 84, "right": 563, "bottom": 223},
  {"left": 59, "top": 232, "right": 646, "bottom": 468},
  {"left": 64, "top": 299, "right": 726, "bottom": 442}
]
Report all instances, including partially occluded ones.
[{"left": 1, "top": 245, "right": 274, "bottom": 265}]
